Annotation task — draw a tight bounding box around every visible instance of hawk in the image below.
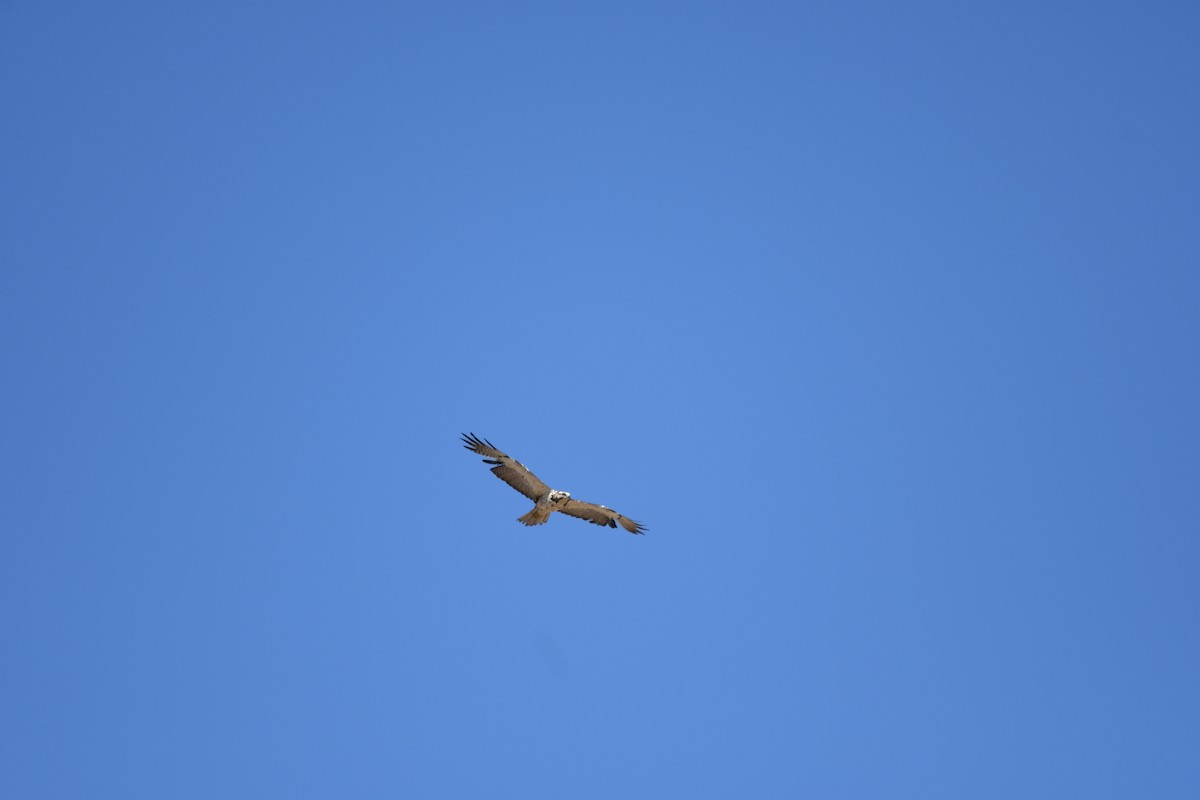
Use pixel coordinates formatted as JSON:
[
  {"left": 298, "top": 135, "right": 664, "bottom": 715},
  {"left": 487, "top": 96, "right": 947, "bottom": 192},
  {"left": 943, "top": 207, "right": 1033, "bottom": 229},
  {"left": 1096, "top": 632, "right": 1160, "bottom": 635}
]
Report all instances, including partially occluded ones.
[{"left": 461, "top": 433, "right": 647, "bottom": 534}]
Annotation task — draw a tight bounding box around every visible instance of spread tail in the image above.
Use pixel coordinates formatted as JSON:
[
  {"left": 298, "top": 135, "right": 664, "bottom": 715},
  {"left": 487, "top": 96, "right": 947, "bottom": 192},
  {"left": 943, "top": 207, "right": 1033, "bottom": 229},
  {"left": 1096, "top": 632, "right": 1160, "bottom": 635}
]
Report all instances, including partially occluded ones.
[{"left": 517, "top": 507, "right": 551, "bottom": 526}]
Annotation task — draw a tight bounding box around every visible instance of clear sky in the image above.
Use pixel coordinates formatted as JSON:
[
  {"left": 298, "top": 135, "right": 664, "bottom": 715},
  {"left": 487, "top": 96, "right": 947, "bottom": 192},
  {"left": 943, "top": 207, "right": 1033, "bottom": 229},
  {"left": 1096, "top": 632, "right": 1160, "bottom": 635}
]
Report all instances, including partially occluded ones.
[{"left": 3, "top": 1, "right": 1198, "bottom": 797}]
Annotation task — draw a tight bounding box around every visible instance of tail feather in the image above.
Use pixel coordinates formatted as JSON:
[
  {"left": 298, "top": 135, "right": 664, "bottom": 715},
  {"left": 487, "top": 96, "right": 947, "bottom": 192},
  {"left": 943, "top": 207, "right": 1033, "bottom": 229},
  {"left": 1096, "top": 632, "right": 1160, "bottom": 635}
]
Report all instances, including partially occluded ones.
[{"left": 517, "top": 507, "right": 551, "bottom": 526}]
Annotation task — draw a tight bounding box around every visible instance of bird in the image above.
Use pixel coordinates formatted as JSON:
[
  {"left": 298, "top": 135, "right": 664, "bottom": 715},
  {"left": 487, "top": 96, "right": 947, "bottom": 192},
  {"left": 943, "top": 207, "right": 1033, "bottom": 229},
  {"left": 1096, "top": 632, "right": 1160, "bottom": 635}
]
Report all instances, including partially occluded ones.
[{"left": 461, "top": 433, "right": 646, "bottom": 535}]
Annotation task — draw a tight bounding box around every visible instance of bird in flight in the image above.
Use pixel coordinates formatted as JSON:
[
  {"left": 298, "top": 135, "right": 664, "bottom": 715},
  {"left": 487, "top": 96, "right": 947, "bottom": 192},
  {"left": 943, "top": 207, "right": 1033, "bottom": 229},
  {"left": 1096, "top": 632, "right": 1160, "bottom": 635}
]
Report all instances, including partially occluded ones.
[{"left": 461, "top": 433, "right": 646, "bottom": 535}]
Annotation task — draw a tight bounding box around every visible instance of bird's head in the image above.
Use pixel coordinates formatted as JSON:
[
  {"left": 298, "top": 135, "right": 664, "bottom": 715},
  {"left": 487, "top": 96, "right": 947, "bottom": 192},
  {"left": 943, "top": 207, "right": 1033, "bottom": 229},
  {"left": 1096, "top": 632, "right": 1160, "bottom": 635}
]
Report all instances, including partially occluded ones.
[{"left": 549, "top": 490, "right": 571, "bottom": 504}]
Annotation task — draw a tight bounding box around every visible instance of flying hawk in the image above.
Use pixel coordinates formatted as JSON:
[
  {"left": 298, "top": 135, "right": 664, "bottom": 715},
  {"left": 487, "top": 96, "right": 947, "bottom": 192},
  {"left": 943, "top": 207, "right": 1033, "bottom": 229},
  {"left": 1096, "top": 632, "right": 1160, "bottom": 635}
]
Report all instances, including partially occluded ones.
[{"left": 461, "top": 433, "right": 647, "bottom": 534}]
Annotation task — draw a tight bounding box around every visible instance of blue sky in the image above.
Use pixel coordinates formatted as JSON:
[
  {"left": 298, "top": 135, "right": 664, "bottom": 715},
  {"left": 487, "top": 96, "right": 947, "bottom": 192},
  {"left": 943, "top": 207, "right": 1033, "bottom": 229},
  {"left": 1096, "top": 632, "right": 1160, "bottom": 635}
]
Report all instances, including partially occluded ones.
[{"left": 3, "top": 1, "right": 1199, "bottom": 797}]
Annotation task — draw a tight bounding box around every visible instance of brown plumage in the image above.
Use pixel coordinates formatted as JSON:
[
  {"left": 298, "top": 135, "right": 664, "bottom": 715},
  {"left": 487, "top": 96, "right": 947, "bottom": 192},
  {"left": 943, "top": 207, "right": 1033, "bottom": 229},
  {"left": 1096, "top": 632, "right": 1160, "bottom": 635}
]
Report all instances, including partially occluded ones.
[{"left": 460, "top": 433, "right": 646, "bottom": 535}]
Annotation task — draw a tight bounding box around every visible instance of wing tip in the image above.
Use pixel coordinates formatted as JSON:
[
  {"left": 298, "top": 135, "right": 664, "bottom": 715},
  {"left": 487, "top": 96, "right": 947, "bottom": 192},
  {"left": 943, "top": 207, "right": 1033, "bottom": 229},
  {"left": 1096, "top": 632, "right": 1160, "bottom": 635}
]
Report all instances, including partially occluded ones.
[
  {"left": 461, "top": 432, "right": 499, "bottom": 448},
  {"left": 461, "top": 432, "right": 496, "bottom": 453}
]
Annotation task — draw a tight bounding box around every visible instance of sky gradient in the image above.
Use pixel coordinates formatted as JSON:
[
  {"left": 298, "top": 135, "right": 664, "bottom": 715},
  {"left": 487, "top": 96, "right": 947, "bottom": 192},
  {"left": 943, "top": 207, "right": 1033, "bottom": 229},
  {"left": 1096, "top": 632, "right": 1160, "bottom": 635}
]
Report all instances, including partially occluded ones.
[{"left": 3, "top": 1, "right": 1199, "bottom": 797}]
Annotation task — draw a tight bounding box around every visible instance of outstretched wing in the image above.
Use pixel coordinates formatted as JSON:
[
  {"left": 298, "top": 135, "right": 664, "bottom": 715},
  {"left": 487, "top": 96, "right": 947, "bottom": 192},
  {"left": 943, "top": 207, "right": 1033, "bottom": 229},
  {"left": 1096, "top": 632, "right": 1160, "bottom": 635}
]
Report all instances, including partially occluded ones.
[
  {"left": 461, "top": 433, "right": 551, "bottom": 501},
  {"left": 559, "top": 498, "right": 647, "bottom": 535}
]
